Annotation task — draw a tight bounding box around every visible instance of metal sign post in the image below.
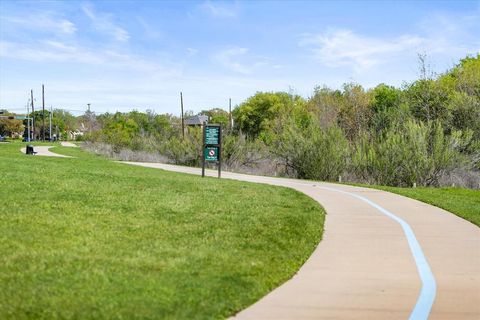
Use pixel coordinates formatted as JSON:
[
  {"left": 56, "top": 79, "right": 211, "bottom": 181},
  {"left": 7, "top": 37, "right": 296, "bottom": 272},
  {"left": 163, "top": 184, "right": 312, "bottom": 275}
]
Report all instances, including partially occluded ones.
[{"left": 202, "top": 124, "right": 222, "bottom": 178}]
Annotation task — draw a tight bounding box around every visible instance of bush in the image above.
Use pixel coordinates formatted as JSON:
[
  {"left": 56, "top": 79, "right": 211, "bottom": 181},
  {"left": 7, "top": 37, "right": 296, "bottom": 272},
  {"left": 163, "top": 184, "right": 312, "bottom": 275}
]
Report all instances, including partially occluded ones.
[
  {"left": 351, "top": 120, "right": 470, "bottom": 186},
  {"left": 272, "top": 120, "right": 348, "bottom": 181}
]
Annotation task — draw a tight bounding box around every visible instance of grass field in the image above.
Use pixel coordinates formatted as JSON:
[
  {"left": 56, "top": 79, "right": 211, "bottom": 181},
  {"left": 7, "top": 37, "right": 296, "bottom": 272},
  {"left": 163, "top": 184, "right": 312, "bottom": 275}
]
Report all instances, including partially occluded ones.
[
  {"left": 354, "top": 184, "right": 480, "bottom": 227},
  {"left": 0, "top": 142, "right": 325, "bottom": 319}
]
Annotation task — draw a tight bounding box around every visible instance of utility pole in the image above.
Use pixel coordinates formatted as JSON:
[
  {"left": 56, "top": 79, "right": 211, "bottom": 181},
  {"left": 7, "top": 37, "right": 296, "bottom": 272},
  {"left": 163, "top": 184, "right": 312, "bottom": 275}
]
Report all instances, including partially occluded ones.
[
  {"left": 180, "top": 92, "right": 185, "bottom": 139},
  {"left": 87, "top": 103, "right": 92, "bottom": 135},
  {"left": 229, "top": 98, "right": 233, "bottom": 131},
  {"left": 26, "top": 103, "right": 30, "bottom": 141},
  {"left": 30, "top": 90, "right": 35, "bottom": 141},
  {"left": 42, "top": 84, "right": 45, "bottom": 141},
  {"left": 49, "top": 106, "right": 52, "bottom": 141}
]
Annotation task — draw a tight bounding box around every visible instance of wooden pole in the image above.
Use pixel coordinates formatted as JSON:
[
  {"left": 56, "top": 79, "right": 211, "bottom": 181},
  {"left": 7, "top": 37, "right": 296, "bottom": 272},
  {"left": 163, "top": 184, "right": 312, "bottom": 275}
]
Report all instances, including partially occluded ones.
[
  {"left": 229, "top": 98, "right": 232, "bottom": 131},
  {"left": 202, "top": 123, "right": 206, "bottom": 177},
  {"left": 26, "top": 103, "right": 30, "bottom": 141},
  {"left": 49, "top": 106, "right": 52, "bottom": 141},
  {"left": 30, "top": 90, "right": 35, "bottom": 140},
  {"left": 180, "top": 92, "right": 185, "bottom": 139}
]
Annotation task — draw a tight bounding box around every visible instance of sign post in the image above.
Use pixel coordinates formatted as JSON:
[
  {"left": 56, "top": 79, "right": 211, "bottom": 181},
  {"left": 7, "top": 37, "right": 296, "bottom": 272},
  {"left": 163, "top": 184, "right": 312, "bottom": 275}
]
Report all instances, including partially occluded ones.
[{"left": 202, "top": 124, "right": 222, "bottom": 178}]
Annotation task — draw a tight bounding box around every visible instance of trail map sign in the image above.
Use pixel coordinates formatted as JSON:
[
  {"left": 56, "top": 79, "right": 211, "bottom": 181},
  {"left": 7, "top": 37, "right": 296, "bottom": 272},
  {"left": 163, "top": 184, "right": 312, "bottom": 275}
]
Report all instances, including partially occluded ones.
[
  {"left": 205, "top": 126, "right": 220, "bottom": 145},
  {"left": 202, "top": 124, "right": 222, "bottom": 178}
]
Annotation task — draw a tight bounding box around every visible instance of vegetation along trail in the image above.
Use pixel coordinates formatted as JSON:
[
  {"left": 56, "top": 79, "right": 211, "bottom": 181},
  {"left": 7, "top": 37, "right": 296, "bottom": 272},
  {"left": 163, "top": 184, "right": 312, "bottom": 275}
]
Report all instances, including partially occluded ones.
[{"left": 122, "top": 161, "right": 480, "bottom": 320}]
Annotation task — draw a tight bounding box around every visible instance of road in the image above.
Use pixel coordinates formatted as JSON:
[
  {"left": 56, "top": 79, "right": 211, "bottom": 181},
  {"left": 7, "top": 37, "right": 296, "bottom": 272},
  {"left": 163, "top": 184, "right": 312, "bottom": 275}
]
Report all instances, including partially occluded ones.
[{"left": 120, "top": 161, "right": 480, "bottom": 320}]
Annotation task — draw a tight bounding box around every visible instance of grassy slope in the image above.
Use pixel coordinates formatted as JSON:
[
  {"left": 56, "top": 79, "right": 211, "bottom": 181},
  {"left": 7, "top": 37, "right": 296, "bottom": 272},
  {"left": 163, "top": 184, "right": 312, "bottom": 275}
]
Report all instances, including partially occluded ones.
[
  {"left": 0, "top": 142, "right": 325, "bottom": 319},
  {"left": 355, "top": 184, "right": 480, "bottom": 227}
]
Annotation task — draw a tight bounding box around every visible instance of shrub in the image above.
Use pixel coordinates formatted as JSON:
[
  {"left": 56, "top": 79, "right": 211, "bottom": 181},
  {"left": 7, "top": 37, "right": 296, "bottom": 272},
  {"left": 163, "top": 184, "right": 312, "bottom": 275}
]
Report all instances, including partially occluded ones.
[
  {"left": 351, "top": 120, "right": 469, "bottom": 186},
  {"left": 272, "top": 120, "right": 348, "bottom": 181}
]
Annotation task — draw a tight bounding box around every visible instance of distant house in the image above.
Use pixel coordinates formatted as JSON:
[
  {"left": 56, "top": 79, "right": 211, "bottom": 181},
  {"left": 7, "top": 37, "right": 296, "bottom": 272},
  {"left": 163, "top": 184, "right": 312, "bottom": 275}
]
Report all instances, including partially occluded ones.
[{"left": 185, "top": 115, "right": 209, "bottom": 126}]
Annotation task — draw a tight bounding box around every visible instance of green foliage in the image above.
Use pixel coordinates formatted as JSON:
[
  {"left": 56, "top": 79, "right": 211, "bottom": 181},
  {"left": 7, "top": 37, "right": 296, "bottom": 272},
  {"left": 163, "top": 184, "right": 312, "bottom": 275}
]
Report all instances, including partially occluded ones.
[
  {"left": 337, "top": 83, "right": 372, "bottom": 140},
  {"left": 369, "top": 84, "right": 406, "bottom": 133},
  {"left": 352, "top": 120, "right": 470, "bottom": 186},
  {"left": 233, "top": 92, "right": 306, "bottom": 140},
  {"left": 162, "top": 128, "right": 202, "bottom": 166},
  {"left": 273, "top": 119, "right": 348, "bottom": 181},
  {"left": 222, "top": 134, "right": 268, "bottom": 170},
  {"left": 200, "top": 108, "right": 230, "bottom": 128},
  {"left": 307, "top": 86, "right": 342, "bottom": 129},
  {"left": 78, "top": 54, "right": 479, "bottom": 188},
  {"left": 102, "top": 113, "right": 140, "bottom": 151},
  {"left": 52, "top": 109, "right": 78, "bottom": 134},
  {"left": 406, "top": 79, "right": 452, "bottom": 125},
  {"left": 0, "top": 111, "right": 24, "bottom": 137}
]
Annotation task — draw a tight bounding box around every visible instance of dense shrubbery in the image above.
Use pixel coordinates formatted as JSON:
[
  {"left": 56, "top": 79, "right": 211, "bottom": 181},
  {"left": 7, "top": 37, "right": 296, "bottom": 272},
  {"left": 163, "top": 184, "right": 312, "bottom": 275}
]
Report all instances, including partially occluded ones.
[{"left": 83, "top": 55, "right": 480, "bottom": 188}]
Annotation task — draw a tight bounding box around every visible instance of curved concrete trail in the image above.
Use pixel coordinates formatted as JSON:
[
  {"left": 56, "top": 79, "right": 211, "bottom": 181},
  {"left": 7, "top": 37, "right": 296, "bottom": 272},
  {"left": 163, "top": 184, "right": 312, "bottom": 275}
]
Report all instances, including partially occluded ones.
[
  {"left": 20, "top": 146, "right": 72, "bottom": 158},
  {"left": 121, "top": 162, "right": 479, "bottom": 319}
]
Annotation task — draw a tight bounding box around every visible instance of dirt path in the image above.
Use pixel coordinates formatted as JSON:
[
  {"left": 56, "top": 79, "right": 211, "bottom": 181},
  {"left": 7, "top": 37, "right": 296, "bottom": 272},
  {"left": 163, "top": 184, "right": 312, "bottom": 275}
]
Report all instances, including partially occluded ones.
[
  {"left": 20, "top": 146, "right": 72, "bottom": 158},
  {"left": 120, "top": 161, "right": 480, "bottom": 320}
]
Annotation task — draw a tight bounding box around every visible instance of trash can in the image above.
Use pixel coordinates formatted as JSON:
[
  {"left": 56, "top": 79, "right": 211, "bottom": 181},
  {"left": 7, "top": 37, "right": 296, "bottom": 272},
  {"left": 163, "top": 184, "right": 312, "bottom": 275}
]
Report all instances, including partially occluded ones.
[{"left": 26, "top": 145, "right": 34, "bottom": 155}]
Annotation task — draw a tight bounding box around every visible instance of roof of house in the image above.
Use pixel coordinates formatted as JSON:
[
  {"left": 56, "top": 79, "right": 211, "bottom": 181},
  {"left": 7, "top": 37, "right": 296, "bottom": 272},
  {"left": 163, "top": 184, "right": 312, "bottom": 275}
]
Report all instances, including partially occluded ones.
[{"left": 185, "top": 115, "right": 209, "bottom": 126}]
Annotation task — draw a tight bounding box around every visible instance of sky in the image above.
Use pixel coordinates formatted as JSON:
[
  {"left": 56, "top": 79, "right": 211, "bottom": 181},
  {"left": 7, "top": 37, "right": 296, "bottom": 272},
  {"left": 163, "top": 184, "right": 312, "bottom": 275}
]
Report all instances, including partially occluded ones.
[{"left": 1, "top": 0, "right": 479, "bottom": 115}]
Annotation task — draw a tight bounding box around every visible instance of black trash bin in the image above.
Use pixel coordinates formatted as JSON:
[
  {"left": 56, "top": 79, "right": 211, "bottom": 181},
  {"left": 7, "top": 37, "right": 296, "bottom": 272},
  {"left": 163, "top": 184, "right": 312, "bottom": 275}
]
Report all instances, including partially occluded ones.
[{"left": 26, "top": 145, "right": 35, "bottom": 155}]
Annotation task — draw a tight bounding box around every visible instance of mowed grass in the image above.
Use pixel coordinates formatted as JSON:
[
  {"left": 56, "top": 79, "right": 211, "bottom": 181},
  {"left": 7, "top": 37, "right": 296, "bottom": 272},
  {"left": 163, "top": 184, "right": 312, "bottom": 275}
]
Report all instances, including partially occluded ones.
[
  {"left": 356, "top": 184, "right": 480, "bottom": 227},
  {"left": 0, "top": 142, "right": 325, "bottom": 319}
]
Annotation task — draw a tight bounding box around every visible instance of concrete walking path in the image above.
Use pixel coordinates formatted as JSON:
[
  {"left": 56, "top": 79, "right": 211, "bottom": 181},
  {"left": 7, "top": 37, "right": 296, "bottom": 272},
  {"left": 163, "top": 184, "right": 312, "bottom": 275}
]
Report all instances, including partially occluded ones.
[
  {"left": 20, "top": 146, "right": 73, "bottom": 158},
  {"left": 120, "top": 161, "right": 480, "bottom": 320}
]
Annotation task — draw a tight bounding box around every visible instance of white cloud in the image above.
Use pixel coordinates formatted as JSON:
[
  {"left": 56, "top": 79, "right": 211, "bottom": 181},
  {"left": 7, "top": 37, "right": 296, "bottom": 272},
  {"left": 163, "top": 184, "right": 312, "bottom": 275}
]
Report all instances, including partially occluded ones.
[
  {"left": 187, "top": 48, "right": 199, "bottom": 57},
  {"left": 213, "top": 47, "right": 272, "bottom": 75},
  {"left": 301, "top": 8, "right": 480, "bottom": 74},
  {"left": 200, "top": 1, "right": 238, "bottom": 18},
  {"left": 2, "top": 13, "right": 77, "bottom": 34},
  {"left": 214, "top": 47, "right": 253, "bottom": 74},
  {"left": 81, "top": 4, "right": 129, "bottom": 42},
  {"left": 0, "top": 40, "right": 180, "bottom": 77},
  {"left": 301, "top": 29, "right": 424, "bottom": 71}
]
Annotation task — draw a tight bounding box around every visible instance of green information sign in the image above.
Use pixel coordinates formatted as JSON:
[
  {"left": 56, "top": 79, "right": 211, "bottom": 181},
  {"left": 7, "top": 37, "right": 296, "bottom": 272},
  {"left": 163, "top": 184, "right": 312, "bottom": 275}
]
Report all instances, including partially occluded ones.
[
  {"left": 202, "top": 124, "right": 222, "bottom": 178},
  {"left": 205, "top": 126, "right": 220, "bottom": 145},
  {"left": 204, "top": 147, "right": 219, "bottom": 162}
]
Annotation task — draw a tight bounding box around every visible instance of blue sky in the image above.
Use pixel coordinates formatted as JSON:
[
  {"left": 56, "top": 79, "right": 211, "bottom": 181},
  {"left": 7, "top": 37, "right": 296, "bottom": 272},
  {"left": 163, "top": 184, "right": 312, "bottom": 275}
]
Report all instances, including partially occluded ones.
[{"left": 1, "top": 0, "right": 479, "bottom": 115}]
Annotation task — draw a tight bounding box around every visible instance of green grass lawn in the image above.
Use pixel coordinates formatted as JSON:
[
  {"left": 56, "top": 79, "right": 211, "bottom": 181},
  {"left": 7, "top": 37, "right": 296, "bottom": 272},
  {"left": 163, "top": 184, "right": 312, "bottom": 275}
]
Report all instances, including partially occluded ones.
[
  {"left": 0, "top": 142, "right": 325, "bottom": 319},
  {"left": 354, "top": 184, "right": 480, "bottom": 227}
]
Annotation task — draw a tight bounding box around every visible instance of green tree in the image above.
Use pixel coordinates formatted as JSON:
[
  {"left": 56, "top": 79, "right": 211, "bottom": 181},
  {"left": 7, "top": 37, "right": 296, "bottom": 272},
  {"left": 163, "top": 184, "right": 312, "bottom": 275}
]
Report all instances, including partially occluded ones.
[
  {"left": 233, "top": 92, "right": 305, "bottom": 140},
  {"left": 200, "top": 108, "right": 229, "bottom": 128},
  {"left": 369, "top": 84, "right": 405, "bottom": 133},
  {"left": 338, "top": 83, "right": 372, "bottom": 140}
]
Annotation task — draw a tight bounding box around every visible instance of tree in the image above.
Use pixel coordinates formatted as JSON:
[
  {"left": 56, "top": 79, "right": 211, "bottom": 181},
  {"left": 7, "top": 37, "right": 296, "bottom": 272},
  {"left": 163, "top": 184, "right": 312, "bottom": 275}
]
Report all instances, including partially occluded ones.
[
  {"left": 337, "top": 83, "right": 372, "bottom": 140},
  {"left": 0, "top": 111, "right": 24, "bottom": 138},
  {"left": 369, "top": 84, "right": 405, "bottom": 133},
  {"left": 233, "top": 91, "right": 305, "bottom": 140},
  {"left": 199, "top": 108, "right": 229, "bottom": 128},
  {"left": 307, "top": 86, "right": 342, "bottom": 129}
]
